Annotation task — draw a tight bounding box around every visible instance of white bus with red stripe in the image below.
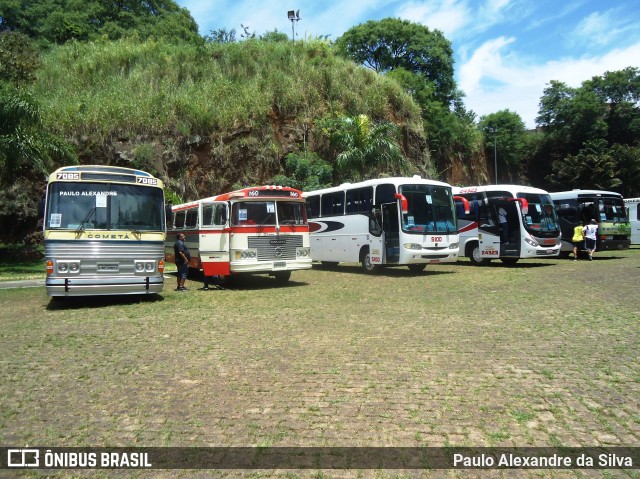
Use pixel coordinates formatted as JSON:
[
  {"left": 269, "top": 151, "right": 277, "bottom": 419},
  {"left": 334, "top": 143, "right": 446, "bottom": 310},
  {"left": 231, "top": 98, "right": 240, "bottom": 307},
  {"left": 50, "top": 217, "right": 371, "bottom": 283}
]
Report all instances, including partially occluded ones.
[
  {"left": 165, "top": 185, "right": 311, "bottom": 283},
  {"left": 453, "top": 185, "right": 562, "bottom": 265},
  {"left": 303, "top": 176, "right": 464, "bottom": 273}
]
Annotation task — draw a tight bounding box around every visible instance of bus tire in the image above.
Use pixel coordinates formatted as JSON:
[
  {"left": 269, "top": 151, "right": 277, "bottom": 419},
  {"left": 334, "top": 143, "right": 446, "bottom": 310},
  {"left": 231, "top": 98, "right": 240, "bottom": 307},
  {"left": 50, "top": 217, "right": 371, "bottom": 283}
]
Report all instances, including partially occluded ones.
[
  {"left": 407, "top": 264, "right": 427, "bottom": 274},
  {"left": 274, "top": 271, "right": 291, "bottom": 283},
  {"left": 500, "top": 257, "right": 519, "bottom": 266},
  {"left": 361, "top": 249, "right": 379, "bottom": 274},
  {"left": 468, "top": 243, "right": 490, "bottom": 266}
]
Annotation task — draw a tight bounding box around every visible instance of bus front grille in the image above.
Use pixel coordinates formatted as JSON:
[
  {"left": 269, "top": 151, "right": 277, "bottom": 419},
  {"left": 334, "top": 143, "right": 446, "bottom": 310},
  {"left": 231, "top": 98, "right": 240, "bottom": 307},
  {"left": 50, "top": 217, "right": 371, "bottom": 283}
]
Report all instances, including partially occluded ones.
[{"left": 248, "top": 236, "right": 302, "bottom": 261}]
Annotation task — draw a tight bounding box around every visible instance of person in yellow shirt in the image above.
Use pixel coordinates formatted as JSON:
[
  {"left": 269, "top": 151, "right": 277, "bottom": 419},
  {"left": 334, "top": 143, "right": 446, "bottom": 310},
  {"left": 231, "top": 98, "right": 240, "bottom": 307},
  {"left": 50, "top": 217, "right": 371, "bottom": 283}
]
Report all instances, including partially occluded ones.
[{"left": 572, "top": 221, "right": 584, "bottom": 260}]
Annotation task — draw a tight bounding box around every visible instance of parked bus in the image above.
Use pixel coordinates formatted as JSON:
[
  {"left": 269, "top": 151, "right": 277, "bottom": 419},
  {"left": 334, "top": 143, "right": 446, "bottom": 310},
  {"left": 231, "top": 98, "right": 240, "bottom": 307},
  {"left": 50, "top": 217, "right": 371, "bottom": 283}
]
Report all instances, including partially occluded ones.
[
  {"left": 550, "top": 190, "right": 631, "bottom": 253},
  {"left": 452, "top": 185, "right": 561, "bottom": 265},
  {"left": 303, "top": 176, "right": 462, "bottom": 273},
  {"left": 624, "top": 198, "right": 640, "bottom": 245},
  {"left": 166, "top": 185, "right": 311, "bottom": 283},
  {"left": 43, "top": 165, "right": 166, "bottom": 296}
]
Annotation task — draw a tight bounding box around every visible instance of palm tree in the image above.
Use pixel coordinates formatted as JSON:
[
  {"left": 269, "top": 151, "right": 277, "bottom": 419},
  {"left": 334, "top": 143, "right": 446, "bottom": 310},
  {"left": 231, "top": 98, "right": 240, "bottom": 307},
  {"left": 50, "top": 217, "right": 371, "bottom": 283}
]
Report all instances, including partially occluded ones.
[
  {"left": 326, "top": 114, "right": 410, "bottom": 180},
  {"left": 0, "top": 85, "right": 75, "bottom": 184}
]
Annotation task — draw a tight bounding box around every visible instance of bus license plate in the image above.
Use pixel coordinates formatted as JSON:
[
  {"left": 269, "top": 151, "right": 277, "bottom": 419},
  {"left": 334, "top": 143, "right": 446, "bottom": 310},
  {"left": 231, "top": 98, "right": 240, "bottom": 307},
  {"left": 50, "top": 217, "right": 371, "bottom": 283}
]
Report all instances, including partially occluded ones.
[
  {"left": 273, "top": 261, "right": 286, "bottom": 269},
  {"left": 97, "top": 263, "right": 119, "bottom": 272}
]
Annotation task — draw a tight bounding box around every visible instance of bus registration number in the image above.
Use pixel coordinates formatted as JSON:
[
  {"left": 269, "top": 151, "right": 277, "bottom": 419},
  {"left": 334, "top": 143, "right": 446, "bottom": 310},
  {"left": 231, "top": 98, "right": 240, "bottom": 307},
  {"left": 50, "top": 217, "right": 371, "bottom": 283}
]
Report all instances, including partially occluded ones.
[
  {"left": 273, "top": 261, "right": 286, "bottom": 269},
  {"left": 97, "top": 263, "right": 119, "bottom": 272}
]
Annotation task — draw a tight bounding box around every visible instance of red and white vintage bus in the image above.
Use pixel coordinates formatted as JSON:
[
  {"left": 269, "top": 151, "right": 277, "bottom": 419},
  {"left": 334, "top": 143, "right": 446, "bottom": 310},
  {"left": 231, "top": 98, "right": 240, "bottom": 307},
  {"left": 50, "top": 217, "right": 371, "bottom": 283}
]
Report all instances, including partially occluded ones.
[{"left": 165, "top": 185, "right": 312, "bottom": 283}]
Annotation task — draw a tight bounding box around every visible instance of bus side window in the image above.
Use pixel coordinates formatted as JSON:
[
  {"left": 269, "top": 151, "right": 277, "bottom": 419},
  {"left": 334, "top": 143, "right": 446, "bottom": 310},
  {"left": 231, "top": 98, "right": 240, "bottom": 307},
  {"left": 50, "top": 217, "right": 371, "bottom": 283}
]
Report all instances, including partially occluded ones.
[
  {"left": 213, "top": 204, "right": 227, "bottom": 225},
  {"left": 307, "top": 196, "right": 320, "bottom": 218},
  {"left": 202, "top": 205, "right": 214, "bottom": 226},
  {"left": 375, "top": 184, "right": 396, "bottom": 205},
  {"left": 185, "top": 208, "right": 198, "bottom": 228},
  {"left": 321, "top": 192, "right": 344, "bottom": 217},
  {"left": 174, "top": 211, "right": 186, "bottom": 229}
]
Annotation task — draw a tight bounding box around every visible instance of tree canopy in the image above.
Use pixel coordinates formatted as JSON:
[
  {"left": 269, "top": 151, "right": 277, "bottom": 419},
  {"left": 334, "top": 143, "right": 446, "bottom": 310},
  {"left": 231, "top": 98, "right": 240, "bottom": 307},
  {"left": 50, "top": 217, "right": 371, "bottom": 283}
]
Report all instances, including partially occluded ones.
[
  {"left": 335, "top": 18, "right": 455, "bottom": 105},
  {"left": 0, "top": 0, "right": 201, "bottom": 45}
]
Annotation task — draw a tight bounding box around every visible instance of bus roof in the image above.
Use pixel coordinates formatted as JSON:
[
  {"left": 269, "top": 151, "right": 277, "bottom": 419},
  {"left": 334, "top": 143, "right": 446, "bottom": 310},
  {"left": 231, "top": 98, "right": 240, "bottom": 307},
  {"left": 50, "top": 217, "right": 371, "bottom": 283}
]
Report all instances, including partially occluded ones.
[
  {"left": 48, "top": 165, "right": 162, "bottom": 187},
  {"left": 171, "top": 185, "right": 304, "bottom": 211},
  {"left": 302, "top": 176, "right": 451, "bottom": 197},
  {"left": 549, "top": 189, "right": 623, "bottom": 200},
  {"left": 51, "top": 165, "right": 156, "bottom": 178},
  {"left": 452, "top": 184, "right": 551, "bottom": 196}
]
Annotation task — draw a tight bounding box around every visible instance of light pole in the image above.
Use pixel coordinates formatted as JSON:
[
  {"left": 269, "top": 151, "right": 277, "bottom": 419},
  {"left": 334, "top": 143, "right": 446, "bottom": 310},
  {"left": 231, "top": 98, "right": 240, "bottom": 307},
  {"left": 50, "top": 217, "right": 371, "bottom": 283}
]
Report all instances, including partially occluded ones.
[
  {"left": 487, "top": 127, "right": 498, "bottom": 184},
  {"left": 287, "top": 10, "right": 300, "bottom": 41}
]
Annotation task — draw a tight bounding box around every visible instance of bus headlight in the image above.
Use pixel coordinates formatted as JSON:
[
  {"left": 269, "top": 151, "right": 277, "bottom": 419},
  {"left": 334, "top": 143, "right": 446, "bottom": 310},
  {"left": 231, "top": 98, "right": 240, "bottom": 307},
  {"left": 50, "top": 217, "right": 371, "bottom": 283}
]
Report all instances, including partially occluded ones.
[
  {"left": 296, "top": 247, "right": 310, "bottom": 257},
  {"left": 58, "top": 262, "right": 68, "bottom": 273},
  {"left": 449, "top": 242, "right": 459, "bottom": 250},
  {"left": 69, "top": 262, "right": 80, "bottom": 273},
  {"left": 525, "top": 238, "right": 539, "bottom": 247},
  {"left": 135, "top": 260, "right": 156, "bottom": 274},
  {"left": 403, "top": 243, "right": 422, "bottom": 250},
  {"left": 58, "top": 261, "right": 80, "bottom": 273},
  {"left": 233, "top": 249, "right": 257, "bottom": 260}
]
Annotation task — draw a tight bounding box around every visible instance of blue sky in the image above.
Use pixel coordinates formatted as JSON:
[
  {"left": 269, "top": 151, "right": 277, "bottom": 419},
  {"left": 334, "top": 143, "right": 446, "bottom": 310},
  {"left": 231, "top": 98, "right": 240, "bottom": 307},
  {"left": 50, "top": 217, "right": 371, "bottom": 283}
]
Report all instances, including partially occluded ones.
[{"left": 174, "top": 0, "right": 640, "bottom": 128}]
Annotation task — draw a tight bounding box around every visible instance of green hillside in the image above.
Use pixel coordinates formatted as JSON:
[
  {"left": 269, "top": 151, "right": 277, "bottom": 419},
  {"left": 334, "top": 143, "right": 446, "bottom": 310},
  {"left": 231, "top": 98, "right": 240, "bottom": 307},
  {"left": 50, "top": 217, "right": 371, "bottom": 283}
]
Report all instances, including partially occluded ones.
[{"left": 34, "top": 37, "right": 431, "bottom": 200}]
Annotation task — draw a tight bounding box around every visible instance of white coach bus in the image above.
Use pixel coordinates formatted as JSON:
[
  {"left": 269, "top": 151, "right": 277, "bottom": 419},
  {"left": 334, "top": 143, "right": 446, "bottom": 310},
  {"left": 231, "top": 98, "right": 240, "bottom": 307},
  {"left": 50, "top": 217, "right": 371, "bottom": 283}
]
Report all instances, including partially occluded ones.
[
  {"left": 166, "top": 185, "right": 311, "bottom": 284},
  {"left": 453, "top": 184, "right": 561, "bottom": 265},
  {"left": 303, "top": 176, "right": 463, "bottom": 273},
  {"left": 624, "top": 198, "right": 640, "bottom": 245}
]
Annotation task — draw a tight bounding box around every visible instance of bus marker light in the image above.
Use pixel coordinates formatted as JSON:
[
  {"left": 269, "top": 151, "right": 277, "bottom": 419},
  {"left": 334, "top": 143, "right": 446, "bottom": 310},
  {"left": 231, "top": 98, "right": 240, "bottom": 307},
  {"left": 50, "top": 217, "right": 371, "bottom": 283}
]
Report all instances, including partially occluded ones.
[{"left": 46, "top": 260, "right": 54, "bottom": 275}]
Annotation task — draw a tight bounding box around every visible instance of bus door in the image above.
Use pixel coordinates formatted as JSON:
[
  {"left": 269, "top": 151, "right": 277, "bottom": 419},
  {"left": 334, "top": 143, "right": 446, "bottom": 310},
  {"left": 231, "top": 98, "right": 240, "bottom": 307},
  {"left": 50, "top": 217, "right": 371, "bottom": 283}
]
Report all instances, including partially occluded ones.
[
  {"left": 382, "top": 202, "right": 400, "bottom": 263},
  {"left": 200, "top": 202, "right": 231, "bottom": 276},
  {"left": 487, "top": 199, "right": 521, "bottom": 257}
]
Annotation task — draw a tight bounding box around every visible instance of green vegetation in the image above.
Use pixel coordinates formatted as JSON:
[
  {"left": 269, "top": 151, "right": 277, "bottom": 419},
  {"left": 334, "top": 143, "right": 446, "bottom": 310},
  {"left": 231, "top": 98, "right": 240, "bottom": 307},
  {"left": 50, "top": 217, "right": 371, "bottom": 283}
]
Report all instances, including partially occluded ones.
[{"left": 0, "top": 6, "right": 639, "bottom": 245}]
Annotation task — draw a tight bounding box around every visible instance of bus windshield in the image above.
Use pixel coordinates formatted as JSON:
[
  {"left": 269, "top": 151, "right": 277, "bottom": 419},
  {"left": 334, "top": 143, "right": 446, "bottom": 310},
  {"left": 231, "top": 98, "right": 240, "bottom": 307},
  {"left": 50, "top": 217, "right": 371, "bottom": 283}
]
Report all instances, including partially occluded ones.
[
  {"left": 399, "top": 184, "right": 456, "bottom": 234},
  {"left": 517, "top": 193, "right": 559, "bottom": 236},
  {"left": 231, "top": 201, "right": 307, "bottom": 226},
  {"left": 598, "top": 197, "right": 627, "bottom": 223},
  {"left": 46, "top": 182, "right": 164, "bottom": 231}
]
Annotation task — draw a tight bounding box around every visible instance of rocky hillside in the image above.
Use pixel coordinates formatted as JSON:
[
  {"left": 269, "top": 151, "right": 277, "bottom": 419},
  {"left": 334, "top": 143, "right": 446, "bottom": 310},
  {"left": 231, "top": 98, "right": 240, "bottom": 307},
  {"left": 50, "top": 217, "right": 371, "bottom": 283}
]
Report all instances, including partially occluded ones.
[{"left": 36, "top": 38, "right": 489, "bottom": 201}]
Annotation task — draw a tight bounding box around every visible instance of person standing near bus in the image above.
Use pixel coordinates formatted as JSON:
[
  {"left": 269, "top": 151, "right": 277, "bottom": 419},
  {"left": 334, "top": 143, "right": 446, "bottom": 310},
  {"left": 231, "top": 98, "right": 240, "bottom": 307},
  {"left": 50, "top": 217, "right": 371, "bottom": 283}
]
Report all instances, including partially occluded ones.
[
  {"left": 174, "top": 232, "right": 191, "bottom": 291},
  {"left": 498, "top": 206, "right": 508, "bottom": 243},
  {"left": 582, "top": 219, "right": 599, "bottom": 261},
  {"left": 572, "top": 221, "right": 584, "bottom": 260}
]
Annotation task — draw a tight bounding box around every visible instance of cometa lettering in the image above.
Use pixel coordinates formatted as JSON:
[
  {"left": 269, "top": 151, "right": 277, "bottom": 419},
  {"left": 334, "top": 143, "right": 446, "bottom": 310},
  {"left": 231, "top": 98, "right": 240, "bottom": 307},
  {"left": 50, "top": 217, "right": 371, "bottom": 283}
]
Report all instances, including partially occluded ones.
[{"left": 87, "top": 234, "right": 131, "bottom": 239}]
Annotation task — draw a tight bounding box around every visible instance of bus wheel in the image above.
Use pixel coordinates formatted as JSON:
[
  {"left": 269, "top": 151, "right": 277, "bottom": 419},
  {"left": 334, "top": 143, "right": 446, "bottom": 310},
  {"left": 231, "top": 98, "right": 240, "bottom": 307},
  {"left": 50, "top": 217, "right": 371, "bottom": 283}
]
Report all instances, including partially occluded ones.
[
  {"left": 274, "top": 271, "right": 291, "bottom": 283},
  {"left": 407, "top": 264, "right": 426, "bottom": 274},
  {"left": 469, "top": 244, "right": 490, "bottom": 266},
  {"left": 361, "top": 251, "right": 379, "bottom": 274},
  {"left": 500, "top": 257, "right": 519, "bottom": 266}
]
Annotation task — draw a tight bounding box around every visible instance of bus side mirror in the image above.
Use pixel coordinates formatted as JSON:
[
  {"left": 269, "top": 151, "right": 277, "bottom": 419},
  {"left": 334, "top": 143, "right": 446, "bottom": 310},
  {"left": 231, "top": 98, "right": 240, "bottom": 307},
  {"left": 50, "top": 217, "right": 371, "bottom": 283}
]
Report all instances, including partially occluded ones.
[
  {"left": 394, "top": 193, "right": 408, "bottom": 213},
  {"left": 510, "top": 197, "right": 528, "bottom": 215},
  {"left": 453, "top": 196, "right": 471, "bottom": 215}
]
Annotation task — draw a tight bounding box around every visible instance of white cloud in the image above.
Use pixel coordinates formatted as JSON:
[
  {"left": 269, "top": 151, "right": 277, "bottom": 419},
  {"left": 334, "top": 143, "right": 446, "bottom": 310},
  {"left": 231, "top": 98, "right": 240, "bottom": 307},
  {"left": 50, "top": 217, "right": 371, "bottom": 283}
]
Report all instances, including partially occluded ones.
[
  {"left": 459, "top": 40, "right": 640, "bottom": 128},
  {"left": 395, "top": 0, "right": 471, "bottom": 37}
]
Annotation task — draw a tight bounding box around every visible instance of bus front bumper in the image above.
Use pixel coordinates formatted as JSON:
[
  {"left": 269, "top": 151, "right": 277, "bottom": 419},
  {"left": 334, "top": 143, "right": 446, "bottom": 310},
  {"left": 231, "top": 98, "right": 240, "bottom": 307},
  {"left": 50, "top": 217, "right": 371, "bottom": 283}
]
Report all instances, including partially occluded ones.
[{"left": 46, "top": 276, "right": 164, "bottom": 296}]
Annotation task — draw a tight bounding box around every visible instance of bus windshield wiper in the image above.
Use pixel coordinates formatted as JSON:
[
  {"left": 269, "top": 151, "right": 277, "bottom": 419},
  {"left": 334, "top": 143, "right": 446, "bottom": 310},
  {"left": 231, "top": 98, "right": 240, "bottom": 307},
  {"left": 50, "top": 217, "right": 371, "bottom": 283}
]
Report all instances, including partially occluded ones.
[{"left": 75, "top": 207, "right": 96, "bottom": 236}]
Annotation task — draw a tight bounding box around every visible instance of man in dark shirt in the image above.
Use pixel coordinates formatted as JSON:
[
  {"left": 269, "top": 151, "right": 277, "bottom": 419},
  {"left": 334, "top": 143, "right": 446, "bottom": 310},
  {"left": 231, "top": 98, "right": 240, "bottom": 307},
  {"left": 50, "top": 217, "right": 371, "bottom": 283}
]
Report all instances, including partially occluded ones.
[{"left": 173, "top": 232, "right": 190, "bottom": 291}]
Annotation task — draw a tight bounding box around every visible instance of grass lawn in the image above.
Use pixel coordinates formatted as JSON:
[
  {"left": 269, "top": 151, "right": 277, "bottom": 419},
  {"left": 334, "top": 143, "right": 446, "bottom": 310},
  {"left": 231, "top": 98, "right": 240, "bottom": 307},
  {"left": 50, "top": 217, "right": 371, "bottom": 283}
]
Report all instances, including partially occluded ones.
[{"left": 0, "top": 248, "right": 638, "bottom": 475}]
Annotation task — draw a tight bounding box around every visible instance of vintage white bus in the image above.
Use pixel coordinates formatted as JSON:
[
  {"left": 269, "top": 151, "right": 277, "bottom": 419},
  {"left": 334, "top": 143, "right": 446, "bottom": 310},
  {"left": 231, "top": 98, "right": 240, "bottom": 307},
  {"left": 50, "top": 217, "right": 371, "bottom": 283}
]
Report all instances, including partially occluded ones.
[
  {"left": 453, "top": 185, "right": 561, "bottom": 265},
  {"left": 624, "top": 198, "right": 640, "bottom": 245},
  {"left": 166, "top": 185, "right": 311, "bottom": 283},
  {"left": 303, "top": 176, "right": 462, "bottom": 273},
  {"left": 43, "top": 165, "right": 166, "bottom": 296},
  {"left": 550, "top": 190, "right": 631, "bottom": 252}
]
